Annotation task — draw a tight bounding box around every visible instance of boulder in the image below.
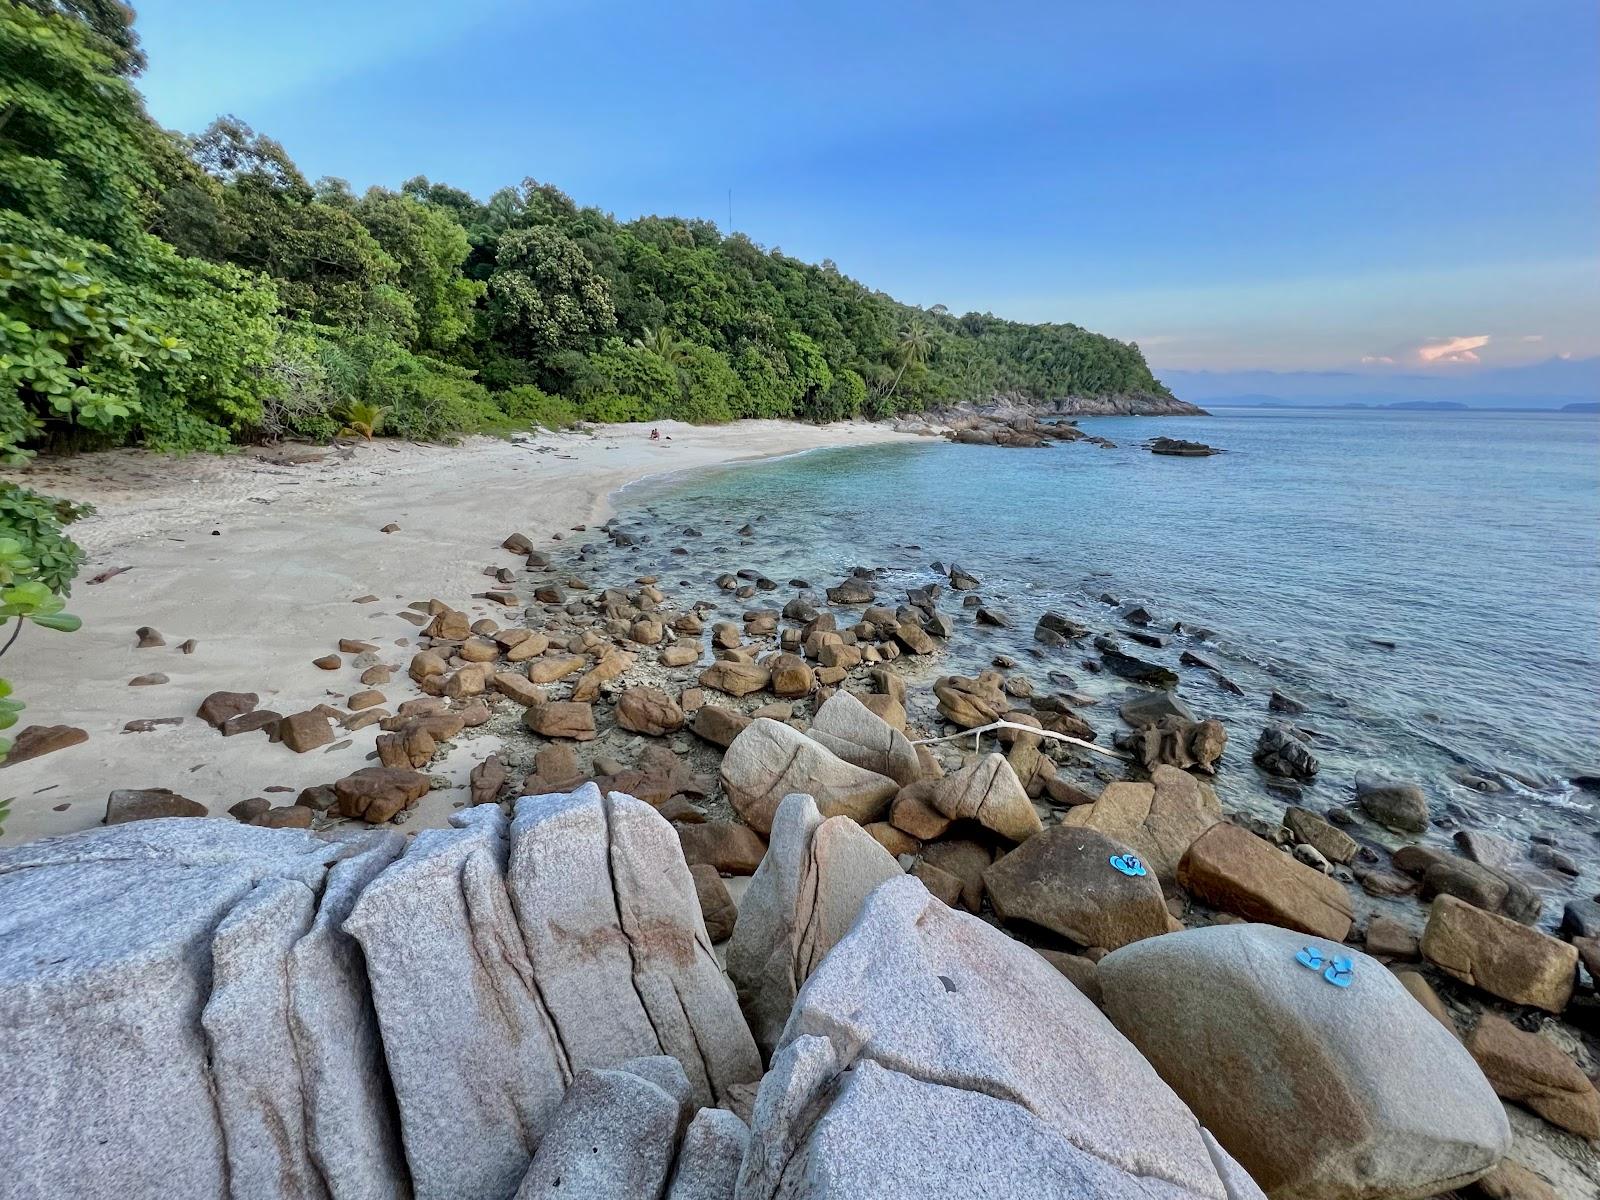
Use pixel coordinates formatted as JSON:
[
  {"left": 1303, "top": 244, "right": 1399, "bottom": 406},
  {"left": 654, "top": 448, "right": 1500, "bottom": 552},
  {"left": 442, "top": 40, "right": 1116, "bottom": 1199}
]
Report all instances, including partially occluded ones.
[
  {"left": 615, "top": 687, "right": 686, "bottom": 736},
  {"left": 678, "top": 822, "right": 768, "bottom": 876},
  {"left": 699, "top": 660, "right": 771, "bottom": 697},
  {"left": 523, "top": 700, "right": 597, "bottom": 741},
  {"left": 1356, "top": 774, "right": 1431, "bottom": 833},
  {"left": 1420, "top": 895, "right": 1577, "bottom": 1013},
  {"left": 513, "top": 1057, "right": 692, "bottom": 1200},
  {"left": 689, "top": 864, "right": 738, "bottom": 942},
  {"left": 985, "top": 826, "right": 1171, "bottom": 950},
  {"left": 1283, "top": 806, "right": 1359, "bottom": 865},
  {"left": 919, "top": 839, "right": 992, "bottom": 912},
  {"left": 932, "top": 672, "right": 1009, "bottom": 728},
  {"left": 334, "top": 767, "right": 431, "bottom": 823},
  {"left": 666, "top": 1107, "right": 749, "bottom": 1200},
  {"left": 347, "top": 807, "right": 570, "bottom": 1200},
  {"left": 1117, "top": 715, "right": 1227, "bottom": 774},
  {"left": 1466, "top": 1014, "right": 1600, "bottom": 1140},
  {"left": 736, "top": 875, "right": 1265, "bottom": 1200},
  {"left": 1099, "top": 924, "right": 1510, "bottom": 1199},
  {"left": 1061, "top": 765, "right": 1222, "bottom": 884},
  {"left": 928, "top": 753, "right": 1042, "bottom": 842},
  {"left": 725, "top": 793, "right": 901, "bottom": 1057},
  {"left": 889, "top": 782, "right": 953, "bottom": 841},
  {"left": 1470, "top": 1161, "right": 1562, "bottom": 1200},
  {"left": 197, "top": 691, "right": 258, "bottom": 730},
  {"left": 807, "top": 690, "right": 922, "bottom": 786},
  {"left": 767, "top": 653, "right": 815, "bottom": 698},
  {"left": 104, "top": 788, "right": 207, "bottom": 824},
  {"left": 1253, "top": 723, "right": 1318, "bottom": 780},
  {"left": 278, "top": 710, "right": 333, "bottom": 753},
  {"left": 1177, "top": 823, "right": 1354, "bottom": 941},
  {"left": 505, "top": 785, "right": 760, "bottom": 1111},
  {"left": 3, "top": 723, "right": 89, "bottom": 764},
  {"left": 719, "top": 719, "right": 898, "bottom": 835},
  {"left": 690, "top": 705, "right": 752, "bottom": 748}
]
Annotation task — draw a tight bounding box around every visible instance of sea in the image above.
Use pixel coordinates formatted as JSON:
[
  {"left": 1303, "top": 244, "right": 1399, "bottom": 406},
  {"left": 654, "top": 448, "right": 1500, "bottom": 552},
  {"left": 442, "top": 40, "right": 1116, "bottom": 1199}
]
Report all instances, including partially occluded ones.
[{"left": 610, "top": 406, "right": 1600, "bottom": 911}]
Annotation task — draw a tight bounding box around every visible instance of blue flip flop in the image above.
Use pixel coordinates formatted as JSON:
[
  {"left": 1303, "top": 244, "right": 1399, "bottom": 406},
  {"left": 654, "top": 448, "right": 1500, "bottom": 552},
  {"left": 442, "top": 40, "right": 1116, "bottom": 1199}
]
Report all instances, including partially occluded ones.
[
  {"left": 1324, "top": 957, "right": 1355, "bottom": 988},
  {"left": 1109, "top": 853, "right": 1148, "bottom": 878},
  {"left": 1294, "top": 946, "right": 1325, "bottom": 971}
]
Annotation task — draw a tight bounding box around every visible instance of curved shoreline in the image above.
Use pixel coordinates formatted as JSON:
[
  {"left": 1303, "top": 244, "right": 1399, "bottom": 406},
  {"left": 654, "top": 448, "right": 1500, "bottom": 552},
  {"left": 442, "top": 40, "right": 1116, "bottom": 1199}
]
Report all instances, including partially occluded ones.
[{"left": 0, "top": 419, "right": 922, "bottom": 845}]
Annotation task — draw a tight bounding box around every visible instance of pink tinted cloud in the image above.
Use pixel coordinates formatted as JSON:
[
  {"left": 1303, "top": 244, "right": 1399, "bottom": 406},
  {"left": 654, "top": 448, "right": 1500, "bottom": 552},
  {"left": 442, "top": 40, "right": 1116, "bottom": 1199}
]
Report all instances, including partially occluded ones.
[{"left": 1416, "top": 334, "right": 1490, "bottom": 364}]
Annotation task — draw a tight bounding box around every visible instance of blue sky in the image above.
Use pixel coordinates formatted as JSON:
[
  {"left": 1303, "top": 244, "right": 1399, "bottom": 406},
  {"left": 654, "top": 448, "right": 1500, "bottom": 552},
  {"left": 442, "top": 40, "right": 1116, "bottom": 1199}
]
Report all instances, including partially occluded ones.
[{"left": 130, "top": 1, "right": 1598, "bottom": 376}]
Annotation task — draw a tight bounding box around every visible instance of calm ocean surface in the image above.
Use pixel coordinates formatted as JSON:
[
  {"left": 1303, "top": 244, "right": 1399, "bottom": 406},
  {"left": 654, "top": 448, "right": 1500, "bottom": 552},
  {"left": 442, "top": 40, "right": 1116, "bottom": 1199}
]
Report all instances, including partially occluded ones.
[{"left": 616, "top": 407, "right": 1600, "bottom": 878}]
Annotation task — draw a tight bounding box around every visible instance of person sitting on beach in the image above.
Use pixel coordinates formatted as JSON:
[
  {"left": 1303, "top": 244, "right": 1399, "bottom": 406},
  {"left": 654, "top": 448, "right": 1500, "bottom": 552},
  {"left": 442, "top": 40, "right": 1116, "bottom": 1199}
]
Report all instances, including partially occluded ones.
[{"left": 650, "top": 427, "right": 660, "bottom": 440}]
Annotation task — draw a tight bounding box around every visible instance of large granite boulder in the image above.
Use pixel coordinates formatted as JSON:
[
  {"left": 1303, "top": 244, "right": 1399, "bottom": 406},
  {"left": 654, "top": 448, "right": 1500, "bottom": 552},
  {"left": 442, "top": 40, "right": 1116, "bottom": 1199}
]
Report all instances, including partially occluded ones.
[
  {"left": 736, "top": 874, "right": 1266, "bottom": 1199},
  {"left": 346, "top": 805, "right": 571, "bottom": 1200},
  {"left": 666, "top": 1108, "right": 750, "bottom": 1200},
  {"left": 1420, "top": 895, "right": 1577, "bottom": 1013},
  {"left": 513, "top": 1056, "right": 692, "bottom": 1199},
  {"left": 984, "top": 825, "right": 1173, "bottom": 950},
  {"left": 1099, "top": 924, "right": 1510, "bottom": 1199},
  {"left": 725, "top": 792, "right": 901, "bottom": 1057},
  {"left": 807, "top": 690, "right": 922, "bottom": 785},
  {"left": 505, "top": 784, "right": 761, "bottom": 1110},
  {"left": 1061, "top": 764, "right": 1223, "bottom": 883},
  {"left": 1178, "top": 822, "right": 1353, "bottom": 941},
  {"left": 0, "top": 820, "right": 405, "bottom": 1200},
  {"left": 718, "top": 718, "right": 898, "bottom": 834},
  {"left": 928, "top": 752, "right": 1042, "bottom": 842}
]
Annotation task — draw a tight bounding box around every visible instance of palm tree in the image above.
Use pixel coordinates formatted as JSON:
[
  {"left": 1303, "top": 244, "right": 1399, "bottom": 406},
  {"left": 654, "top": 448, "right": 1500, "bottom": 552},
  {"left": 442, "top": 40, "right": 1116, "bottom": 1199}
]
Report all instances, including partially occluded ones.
[
  {"left": 888, "top": 318, "right": 933, "bottom": 396},
  {"left": 633, "top": 326, "right": 690, "bottom": 365}
]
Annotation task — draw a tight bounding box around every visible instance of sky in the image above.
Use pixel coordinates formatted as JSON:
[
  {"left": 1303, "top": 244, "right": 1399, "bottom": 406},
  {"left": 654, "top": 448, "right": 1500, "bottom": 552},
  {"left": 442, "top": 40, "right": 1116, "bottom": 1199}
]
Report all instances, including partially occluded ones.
[{"left": 129, "top": 1, "right": 1599, "bottom": 380}]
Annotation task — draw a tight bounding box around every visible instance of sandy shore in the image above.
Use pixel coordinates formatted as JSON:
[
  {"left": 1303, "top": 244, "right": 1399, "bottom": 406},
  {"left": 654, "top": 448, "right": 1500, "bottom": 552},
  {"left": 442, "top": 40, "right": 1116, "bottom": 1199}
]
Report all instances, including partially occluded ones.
[{"left": 0, "top": 419, "right": 922, "bottom": 844}]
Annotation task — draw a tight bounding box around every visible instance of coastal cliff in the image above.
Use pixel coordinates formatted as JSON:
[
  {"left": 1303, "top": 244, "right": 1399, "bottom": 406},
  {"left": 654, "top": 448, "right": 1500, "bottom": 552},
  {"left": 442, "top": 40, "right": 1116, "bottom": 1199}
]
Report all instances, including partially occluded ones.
[{"left": 929, "top": 391, "right": 1209, "bottom": 423}]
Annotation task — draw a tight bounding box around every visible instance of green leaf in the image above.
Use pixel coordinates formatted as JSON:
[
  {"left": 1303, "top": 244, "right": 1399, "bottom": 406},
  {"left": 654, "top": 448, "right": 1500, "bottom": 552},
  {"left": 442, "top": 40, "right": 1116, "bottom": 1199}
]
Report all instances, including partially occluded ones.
[{"left": 29, "top": 611, "right": 81, "bottom": 632}]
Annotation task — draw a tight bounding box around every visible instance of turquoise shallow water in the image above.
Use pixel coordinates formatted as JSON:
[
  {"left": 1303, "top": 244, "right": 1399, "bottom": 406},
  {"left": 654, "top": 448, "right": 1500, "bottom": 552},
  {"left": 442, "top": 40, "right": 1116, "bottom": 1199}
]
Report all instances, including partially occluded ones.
[{"left": 615, "top": 407, "right": 1600, "bottom": 880}]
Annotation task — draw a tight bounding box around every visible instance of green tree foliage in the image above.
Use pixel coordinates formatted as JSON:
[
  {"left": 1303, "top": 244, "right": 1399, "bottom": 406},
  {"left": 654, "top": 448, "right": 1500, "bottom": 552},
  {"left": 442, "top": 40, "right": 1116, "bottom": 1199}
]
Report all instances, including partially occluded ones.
[
  {"left": 488, "top": 225, "right": 617, "bottom": 361},
  {"left": 355, "top": 188, "right": 483, "bottom": 353}
]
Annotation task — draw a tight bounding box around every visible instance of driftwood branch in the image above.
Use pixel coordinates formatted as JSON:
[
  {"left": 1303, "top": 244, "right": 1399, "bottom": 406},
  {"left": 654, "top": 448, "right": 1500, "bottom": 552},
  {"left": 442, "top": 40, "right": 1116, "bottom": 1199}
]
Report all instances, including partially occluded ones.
[{"left": 910, "top": 719, "right": 1128, "bottom": 762}]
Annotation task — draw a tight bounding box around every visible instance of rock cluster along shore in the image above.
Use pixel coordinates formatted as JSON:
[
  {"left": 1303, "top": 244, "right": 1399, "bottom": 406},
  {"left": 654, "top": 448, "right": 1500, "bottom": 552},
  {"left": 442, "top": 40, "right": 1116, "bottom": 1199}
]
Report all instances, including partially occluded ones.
[{"left": 4, "top": 515, "right": 1597, "bottom": 1197}]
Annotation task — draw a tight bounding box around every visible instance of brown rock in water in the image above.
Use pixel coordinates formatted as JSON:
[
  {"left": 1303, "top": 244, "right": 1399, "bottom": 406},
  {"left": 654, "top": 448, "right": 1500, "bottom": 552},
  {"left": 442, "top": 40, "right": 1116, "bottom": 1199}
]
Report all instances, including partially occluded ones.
[
  {"left": 524, "top": 701, "right": 597, "bottom": 741},
  {"left": 690, "top": 705, "right": 752, "bottom": 748},
  {"left": 1283, "top": 806, "right": 1359, "bottom": 865},
  {"left": 1120, "top": 715, "right": 1227, "bottom": 775},
  {"left": 1060, "top": 765, "right": 1222, "bottom": 885},
  {"left": 527, "top": 655, "right": 587, "bottom": 686},
  {"left": 1467, "top": 1014, "right": 1600, "bottom": 1139},
  {"left": 252, "top": 805, "right": 314, "bottom": 829},
  {"left": 1420, "top": 895, "right": 1576, "bottom": 1013},
  {"left": 687, "top": 863, "right": 738, "bottom": 944},
  {"left": 128, "top": 672, "right": 169, "bottom": 686},
  {"left": 928, "top": 754, "right": 1041, "bottom": 843},
  {"left": 932, "top": 672, "right": 1009, "bottom": 728},
  {"left": 3, "top": 724, "right": 88, "bottom": 765},
  {"left": 278, "top": 710, "right": 334, "bottom": 753},
  {"left": 469, "top": 754, "right": 508, "bottom": 806},
  {"left": 889, "top": 781, "right": 953, "bottom": 840},
  {"left": 698, "top": 660, "right": 771, "bottom": 698},
  {"left": 678, "top": 822, "right": 768, "bottom": 875},
  {"left": 1364, "top": 916, "right": 1419, "bottom": 960},
  {"left": 312, "top": 655, "right": 341, "bottom": 671},
  {"left": 134, "top": 626, "right": 165, "bottom": 648},
  {"left": 1177, "top": 822, "right": 1353, "bottom": 941},
  {"left": 615, "top": 687, "right": 686, "bottom": 737},
  {"left": 894, "top": 621, "right": 936, "bottom": 656},
  {"left": 333, "top": 767, "right": 431, "bottom": 823},
  {"left": 104, "top": 788, "right": 206, "bottom": 824},
  {"left": 986, "top": 826, "right": 1170, "bottom": 950},
  {"left": 492, "top": 672, "right": 545, "bottom": 707},
  {"left": 221, "top": 709, "right": 280, "bottom": 737}
]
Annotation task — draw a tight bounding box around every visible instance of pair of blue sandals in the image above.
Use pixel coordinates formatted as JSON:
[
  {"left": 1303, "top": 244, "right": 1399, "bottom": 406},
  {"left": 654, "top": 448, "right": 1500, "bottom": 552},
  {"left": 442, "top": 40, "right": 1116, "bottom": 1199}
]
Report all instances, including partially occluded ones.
[{"left": 1104, "top": 854, "right": 1354, "bottom": 989}]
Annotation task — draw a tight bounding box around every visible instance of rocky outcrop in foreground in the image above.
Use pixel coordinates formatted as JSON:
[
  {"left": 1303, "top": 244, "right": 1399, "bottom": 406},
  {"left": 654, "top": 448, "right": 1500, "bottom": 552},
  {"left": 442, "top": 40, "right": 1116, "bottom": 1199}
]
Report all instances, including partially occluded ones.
[{"left": 0, "top": 780, "right": 1537, "bottom": 1199}]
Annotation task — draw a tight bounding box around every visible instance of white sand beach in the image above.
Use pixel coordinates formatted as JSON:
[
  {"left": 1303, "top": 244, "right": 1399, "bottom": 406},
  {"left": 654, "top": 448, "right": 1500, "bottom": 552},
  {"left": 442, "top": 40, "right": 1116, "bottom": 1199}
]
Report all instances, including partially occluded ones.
[{"left": 0, "top": 419, "right": 923, "bottom": 844}]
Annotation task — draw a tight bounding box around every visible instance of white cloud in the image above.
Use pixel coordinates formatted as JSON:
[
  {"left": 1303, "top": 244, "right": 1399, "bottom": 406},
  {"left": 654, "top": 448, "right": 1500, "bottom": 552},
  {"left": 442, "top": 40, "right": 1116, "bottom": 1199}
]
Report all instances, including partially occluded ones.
[
  {"left": 1416, "top": 334, "right": 1490, "bottom": 365},
  {"left": 1360, "top": 354, "right": 1395, "bottom": 365}
]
